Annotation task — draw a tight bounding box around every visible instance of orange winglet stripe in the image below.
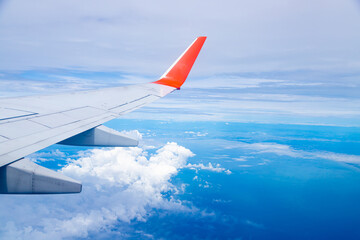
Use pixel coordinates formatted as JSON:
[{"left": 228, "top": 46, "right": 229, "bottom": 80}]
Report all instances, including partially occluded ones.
[{"left": 153, "top": 36, "right": 206, "bottom": 89}]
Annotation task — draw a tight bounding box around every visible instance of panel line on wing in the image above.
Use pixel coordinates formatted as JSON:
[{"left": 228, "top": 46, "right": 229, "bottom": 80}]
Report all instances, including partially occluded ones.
[
  {"left": 109, "top": 94, "right": 152, "bottom": 110},
  {"left": 109, "top": 94, "right": 160, "bottom": 114},
  {"left": 118, "top": 102, "right": 148, "bottom": 114},
  {"left": 0, "top": 113, "right": 38, "bottom": 121}
]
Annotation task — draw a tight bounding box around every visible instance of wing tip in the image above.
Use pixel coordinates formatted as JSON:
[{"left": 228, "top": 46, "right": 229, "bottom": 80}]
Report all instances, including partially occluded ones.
[{"left": 153, "top": 36, "right": 207, "bottom": 89}]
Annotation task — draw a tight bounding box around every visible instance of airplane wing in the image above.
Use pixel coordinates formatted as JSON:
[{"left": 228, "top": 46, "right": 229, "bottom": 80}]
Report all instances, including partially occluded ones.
[{"left": 0, "top": 36, "right": 206, "bottom": 194}]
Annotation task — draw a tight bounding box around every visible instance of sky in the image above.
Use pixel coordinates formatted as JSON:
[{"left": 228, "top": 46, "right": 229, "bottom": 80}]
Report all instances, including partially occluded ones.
[
  {"left": 1, "top": 0, "right": 360, "bottom": 239},
  {"left": 0, "top": 0, "right": 360, "bottom": 126}
]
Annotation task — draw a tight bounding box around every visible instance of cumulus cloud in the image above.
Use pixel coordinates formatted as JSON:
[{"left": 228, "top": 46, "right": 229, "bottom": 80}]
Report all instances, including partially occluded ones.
[
  {"left": 0, "top": 142, "right": 195, "bottom": 239},
  {"left": 119, "top": 129, "right": 143, "bottom": 142}
]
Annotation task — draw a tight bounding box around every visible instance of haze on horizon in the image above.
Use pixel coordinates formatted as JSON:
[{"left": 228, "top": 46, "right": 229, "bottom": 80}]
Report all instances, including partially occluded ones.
[{"left": 0, "top": 0, "right": 359, "bottom": 126}]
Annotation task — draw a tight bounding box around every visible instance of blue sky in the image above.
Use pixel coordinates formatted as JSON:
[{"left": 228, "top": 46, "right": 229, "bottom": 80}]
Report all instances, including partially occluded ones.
[{"left": 1, "top": 1, "right": 360, "bottom": 239}]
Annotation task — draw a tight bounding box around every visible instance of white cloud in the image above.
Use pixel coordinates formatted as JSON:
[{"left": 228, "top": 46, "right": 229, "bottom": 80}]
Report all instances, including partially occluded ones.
[
  {"left": 186, "top": 77, "right": 284, "bottom": 89},
  {"left": 237, "top": 142, "right": 303, "bottom": 158},
  {"left": 186, "top": 162, "right": 231, "bottom": 174},
  {"left": 119, "top": 129, "right": 143, "bottom": 142},
  {"left": 229, "top": 141, "right": 360, "bottom": 165},
  {"left": 184, "top": 131, "right": 208, "bottom": 137},
  {"left": 0, "top": 0, "right": 359, "bottom": 75},
  {"left": 27, "top": 149, "right": 66, "bottom": 162},
  {"left": 311, "top": 152, "right": 360, "bottom": 164},
  {"left": 0, "top": 142, "right": 196, "bottom": 239},
  {"left": 233, "top": 157, "right": 250, "bottom": 162},
  {"left": 120, "top": 89, "right": 360, "bottom": 126},
  {"left": 238, "top": 165, "right": 254, "bottom": 168},
  {"left": 243, "top": 219, "right": 265, "bottom": 229},
  {"left": 0, "top": 0, "right": 359, "bottom": 128},
  {"left": 212, "top": 199, "right": 232, "bottom": 204}
]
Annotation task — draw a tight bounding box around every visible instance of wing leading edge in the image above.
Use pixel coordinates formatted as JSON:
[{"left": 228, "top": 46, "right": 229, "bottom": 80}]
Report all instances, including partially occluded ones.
[{"left": 0, "top": 36, "right": 207, "bottom": 194}]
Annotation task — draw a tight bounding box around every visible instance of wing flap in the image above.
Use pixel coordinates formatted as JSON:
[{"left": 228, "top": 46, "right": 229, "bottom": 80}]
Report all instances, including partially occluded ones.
[
  {"left": 0, "top": 158, "right": 81, "bottom": 194},
  {"left": 59, "top": 125, "right": 138, "bottom": 147}
]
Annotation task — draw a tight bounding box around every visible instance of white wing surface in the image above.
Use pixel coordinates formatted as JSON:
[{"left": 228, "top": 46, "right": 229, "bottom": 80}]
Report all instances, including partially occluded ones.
[{"left": 0, "top": 37, "right": 206, "bottom": 194}]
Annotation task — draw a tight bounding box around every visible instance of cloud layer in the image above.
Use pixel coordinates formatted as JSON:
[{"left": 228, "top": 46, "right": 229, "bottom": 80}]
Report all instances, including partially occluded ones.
[
  {"left": 0, "top": 0, "right": 359, "bottom": 75},
  {"left": 228, "top": 141, "right": 360, "bottom": 165},
  {"left": 0, "top": 142, "right": 195, "bottom": 239},
  {"left": 0, "top": 0, "right": 359, "bottom": 126}
]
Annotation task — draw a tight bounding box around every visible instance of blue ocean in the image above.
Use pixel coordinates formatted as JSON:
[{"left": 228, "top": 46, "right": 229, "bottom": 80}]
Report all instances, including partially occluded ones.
[{"left": 30, "top": 119, "right": 360, "bottom": 239}]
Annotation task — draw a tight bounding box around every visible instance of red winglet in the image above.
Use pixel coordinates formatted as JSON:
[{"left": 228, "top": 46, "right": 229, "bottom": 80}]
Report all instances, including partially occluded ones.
[{"left": 153, "top": 36, "right": 206, "bottom": 89}]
